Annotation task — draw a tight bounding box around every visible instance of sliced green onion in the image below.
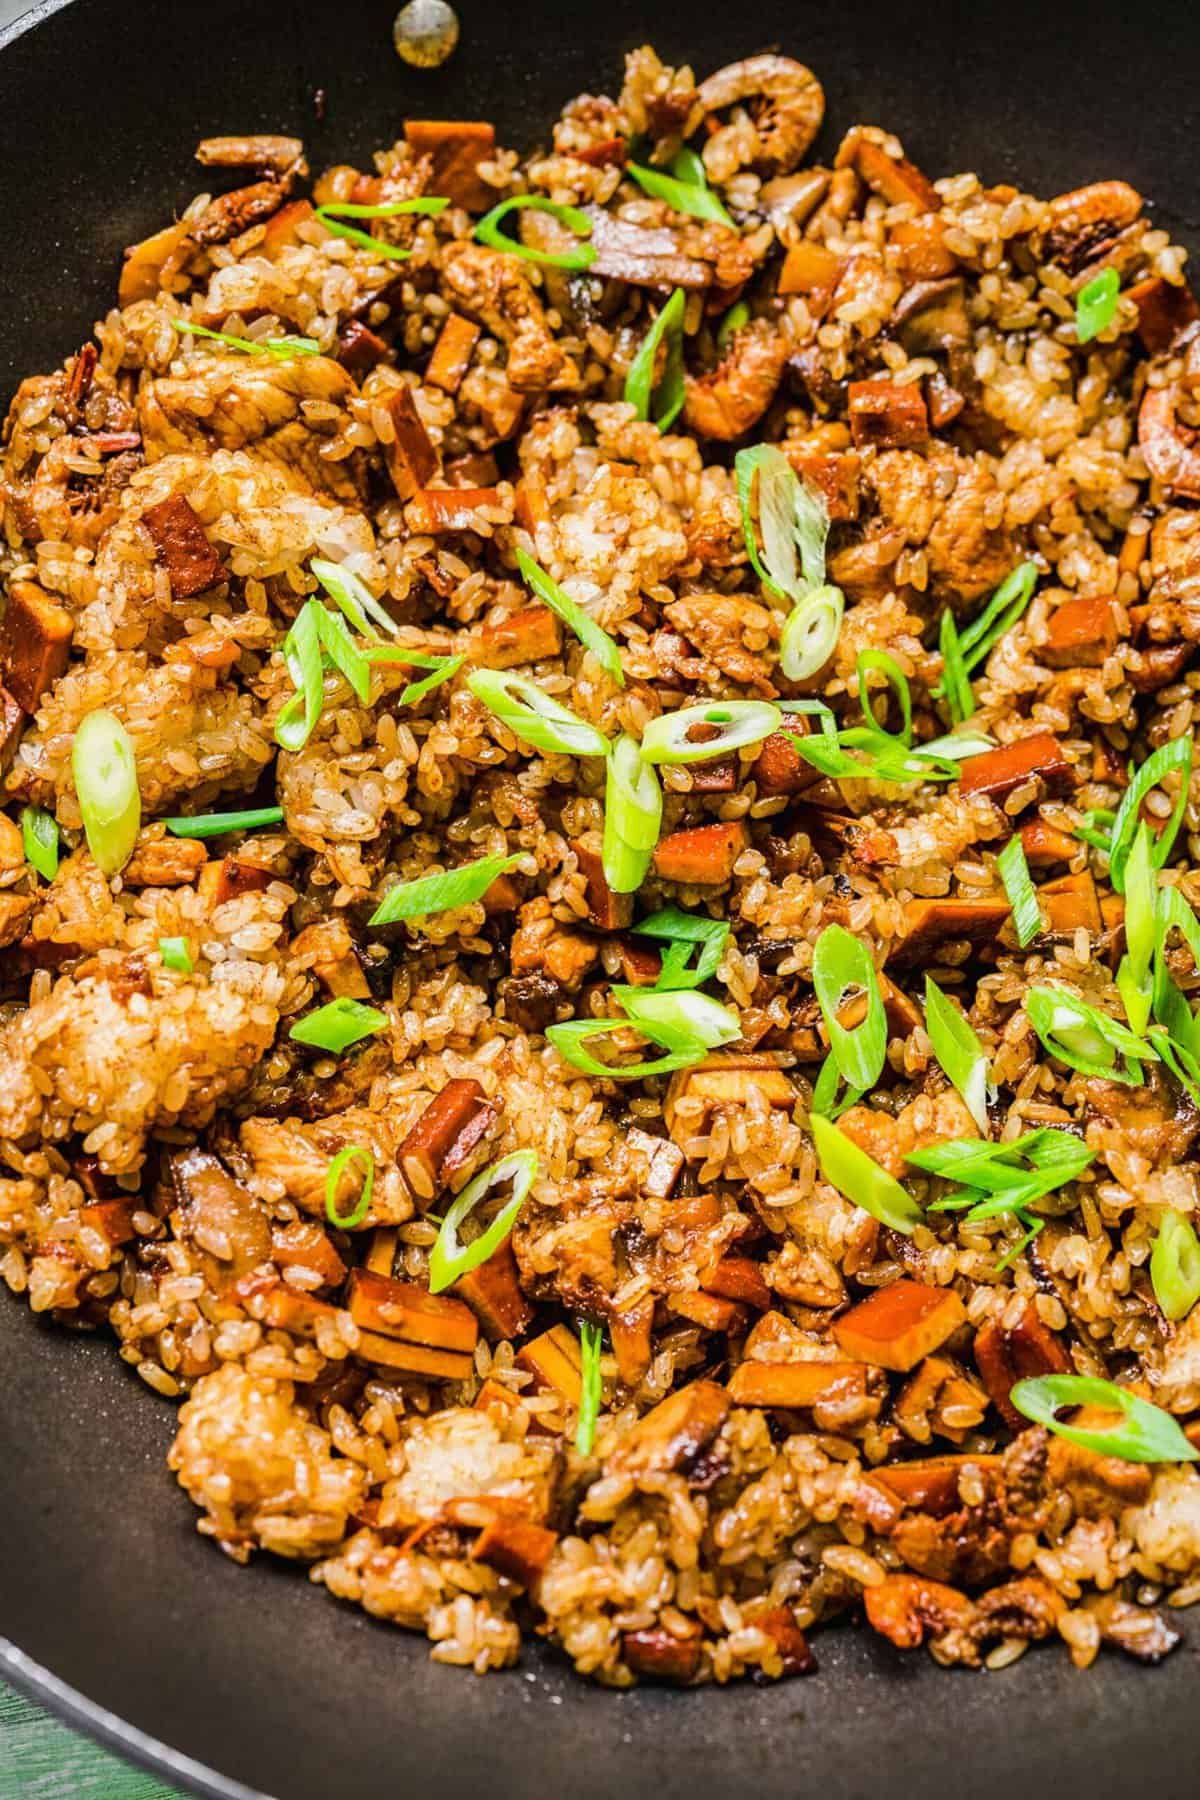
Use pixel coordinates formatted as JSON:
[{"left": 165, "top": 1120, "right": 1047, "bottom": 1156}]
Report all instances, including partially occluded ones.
[
  {"left": 910, "top": 1127, "right": 1092, "bottom": 1190},
  {"left": 811, "top": 923, "right": 887, "bottom": 1093},
  {"left": 397, "top": 652, "right": 464, "bottom": 707},
  {"left": 165, "top": 806, "right": 285, "bottom": 838},
  {"left": 311, "top": 558, "right": 398, "bottom": 639},
  {"left": 546, "top": 1017, "right": 703, "bottom": 1080},
  {"left": 173, "top": 319, "right": 320, "bottom": 358},
  {"left": 602, "top": 734, "right": 662, "bottom": 895},
  {"left": 1151, "top": 1210, "right": 1200, "bottom": 1323},
  {"left": 315, "top": 605, "right": 371, "bottom": 703},
  {"left": 466, "top": 668, "right": 609, "bottom": 759},
  {"left": 324, "top": 1144, "right": 375, "bottom": 1230},
  {"left": 515, "top": 548, "right": 624, "bottom": 686},
  {"left": 717, "top": 299, "right": 750, "bottom": 350},
  {"left": 72, "top": 709, "right": 140, "bottom": 876},
  {"left": 1152, "top": 887, "right": 1200, "bottom": 1066},
  {"left": 1108, "top": 734, "right": 1193, "bottom": 893},
  {"left": 856, "top": 650, "right": 912, "bottom": 746},
  {"left": 641, "top": 699, "right": 781, "bottom": 766},
  {"left": 290, "top": 996, "right": 388, "bottom": 1052},
  {"left": 475, "top": 196, "right": 596, "bottom": 270},
  {"left": 924, "top": 977, "right": 991, "bottom": 1133},
  {"left": 1010, "top": 1373, "right": 1197, "bottom": 1465},
  {"left": 275, "top": 602, "right": 325, "bottom": 751},
  {"left": 428, "top": 1149, "right": 538, "bottom": 1295},
  {"left": 1073, "top": 806, "right": 1117, "bottom": 854},
  {"left": 157, "top": 936, "right": 193, "bottom": 973},
  {"left": 369, "top": 851, "right": 523, "bottom": 927},
  {"left": 667, "top": 147, "right": 708, "bottom": 187},
  {"left": 935, "top": 562, "right": 1039, "bottom": 698},
  {"left": 632, "top": 906, "right": 728, "bottom": 991},
  {"left": 734, "top": 443, "right": 828, "bottom": 604},
  {"left": 624, "top": 287, "right": 687, "bottom": 432},
  {"left": 996, "top": 835, "right": 1041, "bottom": 949},
  {"left": 920, "top": 729, "right": 995, "bottom": 762},
  {"left": 780, "top": 585, "right": 844, "bottom": 683},
  {"left": 1026, "top": 985, "right": 1158, "bottom": 1084},
  {"left": 21, "top": 805, "right": 58, "bottom": 881},
  {"left": 315, "top": 197, "right": 447, "bottom": 259},
  {"left": 1076, "top": 266, "right": 1121, "bottom": 344},
  {"left": 810, "top": 1112, "right": 921, "bottom": 1234},
  {"left": 576, "top": 1320, "right": 604, "bottom": 1455},
  {"left": 627, "top": 160, "right": 734, "bottom": 228},
  {"left": 613, "top": 987, "right": 740, "bottom": 1051},
  {"left": 995, "top": 1209, "right": 1046, "bottom": 1272},
  {"left": 1117, "top": 822, "right": 1157, "bottom": 1036},
  {"left": 810, "top": 1051, "right": 864, "bottom": 1121},
  {"left": 938, "top": 607, "right": 974, "bottom": 724}
]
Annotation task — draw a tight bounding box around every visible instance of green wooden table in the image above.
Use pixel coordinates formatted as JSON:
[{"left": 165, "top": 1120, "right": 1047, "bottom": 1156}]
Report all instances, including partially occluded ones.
[{"left": 1, "top": 1682, "right": 188, "bottom": 1798}]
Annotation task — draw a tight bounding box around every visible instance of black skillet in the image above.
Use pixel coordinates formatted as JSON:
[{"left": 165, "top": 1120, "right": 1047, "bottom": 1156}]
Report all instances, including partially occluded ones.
[{"left": 1, "top": 0, "right": 1198, "bottom": 1794}]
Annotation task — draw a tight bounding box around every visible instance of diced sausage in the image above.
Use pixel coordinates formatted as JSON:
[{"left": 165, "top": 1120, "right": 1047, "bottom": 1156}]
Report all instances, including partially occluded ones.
[
  {"left": 514, "top": 1324, "right": 583, "bottom": 1403},
  {"left": 837, "top": 129, "right": 939, "bottom": 212},
  {"left": 833, "top": 1280, "right": 966, "bottom": 1373},
  {"left": 403, "top": 120, "right": 496, "bottom": 210},
  {"left": 118, "top": 220, "right": 192, "bottom": 306},
  {"left": 337, "top": 320, "right": 389, "bottom": 374},
  {"left": 426, "top": 313, "right": 481, "bottom": 393},
  {"left": 78, "top": 1198, "right": 138, "bottom": 1247},
  {"left": 973, "top": 1300, "right": 1070, "bottom": 1428},
  {"left": 668, "top": 1290, "right": 747, "bottom": 1333},
  {"left": 290, "top": 919, "right": 371, "bottom": 1000},
  {"left": 261, "top": 198, "right": 314, "bottom": 258},
  {"left": 141, "top": 495, "right": 227, "bottom": 598},
  {"left": 622, "top": 1623, "right": 703, "bottom": 1684},
  {"left": 1127, "top": 276, "right": 1199, "bottom": 355},
  {"left": 703, "top": 1255, "right": 771, "bottom": 1310},
  {"left": 864, "top": 1574, "right": 976, "bottom": 1651},
  {"left": 453, "top": 1239, "right": 533, "bottom": 1342},
  {"left": 847, "top": 380, "right": 929, "bottom": 449},
  {"left": 396, "top": 1078, "right": 499, "bottom": 1204},
  {"left": 480, "top": 605, "right": 562, "bottom": 668},
  {"left": 571, "top": 837, "right": 633, "bottom": 931},
  {"left": 469, "top": 1513, "right": 557, "bottom": 1587},
  {"left": 728, "top": 1359, "right": 883, "bottom": 1415},
  {"left": 1042, "top": 596, "right": 1120, "bottom": 668},
  {"left": 609, "top": 1297, "right": 655, "bottom": 1389},
  {"left": 0, "top": 580, "right": 74, "bottom": 712},
  {"left": 782, "top": 448, "right": 861, "bottom": 521},
  {"left": 869, "top": 1454, "right": 1002, "bottom": 1517},
  {"left": 750, "top": 730, "right": 823, "bottom": 795},
  {"left": 755, "top": 1606, "right": 818, "bottom": 1676},
  {"left": 958, "top": 733, "right": 1073, "bottom": 802},
  {"left": 1019, "top": 819, "right": 1080, "bottom": 868},
  {"left": 270, "top": 1219, "right": 347, "bottom": 1288},
  {"left": 123, "top": 832, "right": 208, "bottom": 888},
  {"left": 346, "top": 1268, "right": 479, "bottom": 1353},
  {"left": 354, "top": 1330, "right": 475, "bottom": 1380},
  {"left": 607, "top": 1379, "right": 729, "bottom": 1479},
  {"left": 1037, "top": 870, "right": 1101, "bottom": 938},
  {"left": 890, "top": 215, "right": 958, "bottom": 282},
  {"left": 777, "top": 242, "right": 843, "bottom": 304},
  {"left": 198, "top": 855, "right": 274, "bottom": 910},
  {"left": 890, "top": 897, "right": 1011, "bottom": 966},
  {"left": 384, "top": 386, "right": 439, "bottom": 498},
  {"left": 407, "top": 488, "right": 506, "bottom": 533},
  {"left": 653, "top": 821, "right": 748, "bottom": 885}
]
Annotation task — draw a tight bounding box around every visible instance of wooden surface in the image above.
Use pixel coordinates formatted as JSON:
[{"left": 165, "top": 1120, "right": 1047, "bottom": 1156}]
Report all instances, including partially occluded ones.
[{"left": 1, "top": 1681, "right": 187, "bottom": 1797}]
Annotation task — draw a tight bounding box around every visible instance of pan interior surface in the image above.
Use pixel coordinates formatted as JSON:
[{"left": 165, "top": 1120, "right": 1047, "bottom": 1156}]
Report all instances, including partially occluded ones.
[{"left": 1, "top": 0, "right": 1198, "bottom": 1795}]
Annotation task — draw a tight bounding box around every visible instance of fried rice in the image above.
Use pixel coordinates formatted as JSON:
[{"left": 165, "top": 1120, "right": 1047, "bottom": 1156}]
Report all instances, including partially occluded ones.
[{"left": 3, "top": 40, "right": 1200, "bottom": 1687}]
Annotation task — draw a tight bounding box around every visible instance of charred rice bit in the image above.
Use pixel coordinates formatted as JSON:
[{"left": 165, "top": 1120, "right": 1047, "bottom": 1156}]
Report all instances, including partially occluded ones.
[{"left": 3, "top": 37, "right": 1200, "bottom": 1688}]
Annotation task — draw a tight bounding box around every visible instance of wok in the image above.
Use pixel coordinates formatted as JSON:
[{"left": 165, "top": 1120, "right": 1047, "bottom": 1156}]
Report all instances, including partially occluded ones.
[{"left": 0, "top": 1, "right": 1197, "bottom": 1795}]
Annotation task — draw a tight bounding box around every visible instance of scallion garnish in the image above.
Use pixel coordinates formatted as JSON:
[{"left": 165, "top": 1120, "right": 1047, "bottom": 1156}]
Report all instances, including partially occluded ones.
[
  {"left": 632, "top": 906, "right": 729, "bottom": 992},
  {"left": 996, "top": 835, "right": 1041, "bottom": 949},
  {"left": 810, "top": 1051, "right": 864, "bottom": 1121},
  {"left": 21, "top": 806, "right": 58, "bottom": 882},
  {"left": 369, "top": 851, "right": 523, "bottom": 927},
  {"left": 627, "top": 160, "right": 734, "bottom": 229},
  {"left": 735, "top": 443, "right": 829, "bottom": 605},
  {"left": 575, "top": 1320, "right": 604, "bottom": 1455},
  {"left": 1107, "top": 734, "right": 1193, "bottom": 893},
  {"left": 611, "top": 986, "right": 740, "bottom": 1051},
  {"left": 173, "top": 319, "right": 320, "bottom": 358},
  {"left": 290, "top": 997, "right": 388, "bottom": 1053},
  {"left": 913, "top": 1129, "right": 1092, "bottom": 1266},
  {"left": 640, "top": 700, "right": 781, "bottom": 766},
  {"left": 1076, "top": 266, "right": 1121, "bottom": 344},
  {"left": 428, "top": 1149, "right": 538, "bottom": 1294},
  {"left": 810, "top": 1112, "right": 921, "bottom": 1234},
  {"left": 782, "top": 701, "right": 992, "bottom": 788},
  {"left": 324, "top": 1144, "right": 375, "bottom": 1230},
  {"left": 1117, "top": 822, "right": 1157, "bottom": 1036},
  {"left": 311, "top": 558, "right": 398, "bottom": 640},
  {"left": 934, "top": 562, "right": 1039, "bottom": 699},
  {"left": 624, "top": 287, "right": 687, "bottom": 432},
  {"left": 274, "top": 603, "right": 326, "bottom": 751},
  {"left": 1073, "top": 806, "right": 1118, "bottom": 854},
  {"left": 466, "top": 668, "right": 609, "bottom": 759},
  {"left": 780, "top": 584, "right": 844, "bottom": 683},
  {"left": 315, "top": 195, "right": 449, "bottom": 260},
  {"left": 716, "top": 300, "right": 750, "bottom": 351},
  {"left": 546, "top": 1017, "right": 703, "bottom": 1080},
  {"left": 602, "top": 734, "right": 662, "bottom": 896},
  {"left": 1150, "top": 1209, "right": 1200, "bottom": 1323},
  {"left": 938, "top": 607, "right": 974, "bottom": 724},
  {"left": 856, "top": 649, "right": 912, "bottom": 746},
  {"left": 811, "top": 923, "right": 887, "bottom": 1094},
  {"left": 396, "top": 652, "right": 465, "bottom": 707},
  {"left": 516, "top": 548, "right": 623, "bottom": 687},
  {"left": 924, "top": 977, "right": 991, "bottom": 1133},
  {"left": 165, "top": 806, "right": 285, "bottom": 838},
  {"left": 1026, "top": 985, "right": 1157, "bottom": 1084},
  {"left": 1010, "top": 1373, "right": 1197, "bottom": 1465},
  {"left": 72, "top": 709, "right": 141, "bottom": 876},
  {"left": 475, "top": 196, "right": 596, "bottom": 270},
  {"left": 157, "top": 936, "right": 193, "bottom": 973}
]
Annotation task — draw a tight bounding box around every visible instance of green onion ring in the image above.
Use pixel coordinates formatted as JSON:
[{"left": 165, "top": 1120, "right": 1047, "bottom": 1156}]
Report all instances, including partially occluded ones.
[
  {"left": 72, "top": 709, "right": 141, "bottom": 876},
  {"left": 641, "top": 700, "right": 781, "bottom": 766},
  {"left": 924, "top": 977, "right": 992, "bottom": 1134},
  {"left": 475, "top": 196, "right": 596, "bottom": 270},
  {"left": 624, "top": 287, "right": 687, "bottom": 432},
  {"left": 466, "top": 667, "right": 609, "bottom": 759},
  {"left": 602, "top": 734, "right": 662, "bottom": 895},
  {"left": 811, "top": 923, "right": 888, "bottom": 1094},
  {"left": 1010, "top": 1373, "right": 1197, "bottom": 1464},
  {"left": 21, "top": 805, "right": 59, "bottom": 882},
  {"left": 810, "top": 1112, "right": 922, "bottom": 1234},
  {"left": 780, "top": 584, "right": 844, "bottom": 682},
  {"left": 575, "top": 1320, "right": 604, "bottom": 1455},
  {"left": 324, "top": 1144, "right": 375, "bottom": 1230},
  {"left": 428, "top": 1149, "right": 538, "bottom": 1294}
]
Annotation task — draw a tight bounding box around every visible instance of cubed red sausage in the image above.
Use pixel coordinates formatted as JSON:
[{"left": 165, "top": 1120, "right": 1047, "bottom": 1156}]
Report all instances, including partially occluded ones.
[
  {"left": 142, "top": 496, "right": 227, "bottom": 599},
  {"left": 847, "top": 380, "right": 929, "bottom": 448},
  {"left": 0, "top": 580, "right": 74, "bottom": 713},
  {"left": 958, "top": 733, "right": 1074, "bottom": 803},
  {"left": 396, "top": 1078, "right": 500, "bottom": 1204},
  {"left": 403, "top": 121, "right": 496, "bottom": 211}
]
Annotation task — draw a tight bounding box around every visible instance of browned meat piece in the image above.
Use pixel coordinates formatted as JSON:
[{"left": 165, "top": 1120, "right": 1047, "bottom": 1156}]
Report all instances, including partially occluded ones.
[
  {"left": 1019, "top": 818, "right": 1081, "bottom": 867},
  {"left": 890, "top": 1502, "right": 1011, "bottom": 1587},
  {"left": 396, "top": 1079, "right": 500, "bottom": 1204},
  {"left": 571, "top": 838, "right": 633, "bottom": 931},
  {"left": 695, "top": 55, "right": 824, "bottom": 176},
  {"left": 469, "top": 1511, "right": 558, "bottom": 1589},
  {"left": 1129, "top": 642, "right": 1194, "bottom": 693},
  {"left": 866, "top": 448, "right": 1017, "bottom": 604},
  {"left": 192, "top": 180, "right": 287, "bottom": 246},
  {"left": 750, "top": 730, "right": 823, "bottom": 796},
  {"left": 0, "top": 892, "right": 35, "bottom": 950},
  {"left": 403, "top": 120, "right": 496, "bottom": 210},
  {"left": 498, "top": 973, "right": 563, "bottom": 1033},
  {"left": 606, "top": 1379, "right": 729, "bottom": 1480},
  {"left": 1087, "top": 1594, "right": 1182, "bottom": 1664},
  {"left": 580, "top": 207, "right": 712, "bottom": 289},
  {"left": 834, "top": 1282, "right": 966, "bottom": 1373},
  {"left": 1033, "top": 180, "right": 1142, "bottom": 274},
  {"left": 973, "top": 1300, "right": 1071, "bottom": 1428},
  {"left": 353, "top": 1330, "right": 476, "bottom": 1382},
  {"left": 480, "top": 605, "right": 562, "bottom": 669},
  {"left": 514, "top": 1324, "right": 582, "bottom": 1404},
  {"left": 622, "top": 1622, "right": 703, "bottom": 1684},
  {"left": 626, "top": 1127, "right": 685, "bottom": 1199},
  {"left": 123, "top": 832, "right": 208, "bottom": 888},
  {"left": 892, "top": 279, "right": 970, "bottom": 355},
  {"left": 728, "top": 1360, "right": 886, "bottom": 1428},
  {"left": 894, "top": 1355, "right": 989, "bottom": 1445},
  {"left": 972, "top": 1577, "right": 1066, "bottom": 1644},
  {"left": 663, "top": 593, "right": 776, "bottom": 692},
  {"left": 441, "top": 242, "right": 577, "bottom": 392},
  {"left": 270, "top": 1219, "right": 346, "bottom": 1289},
  {"left": 79, "top": 1197, "right": 138, "bottom": 1248},
  {"left": 890, "top": 214, "right": 958, "bottom": 282},
  {"left": 0, "top": 686, "right": 25, "bottom": 773},
  {"left": 141, "top": 494, "right": 227, "bottom": 598},
  {"left": 195, "top": 134, "right": 305, "bottom": 176},
  {"left": 118, "top": 220, "right": 193, "bottom": 306},
  {"left": 783, "top": 447, "right": 861, "bottom": 521},
  {"left": 170, "top": 1148, "right": 272, "bottom": 1296},
  {"left": 836, "top": 128, "right": 939, "bottom": 212},
  {"left": 653, "top": 821, "right": 748, "bottom": 886},
  {"left": 869, "top": 1455, "right": 1002, "bottom": 1517},
  {"left": 926, "top": 370, "right": 966, "bottom": 429},
  {"left": 453, "top": 1240, "right": 533, "bottom": 1342},
  {"left": 290, "top": 919, "right": 371, "bottom": 1000},
  {"left": 754, "top": 1607, "right": 818, "bottom": 1677},
  {"left": 336, "top": 321, "right": 389, "bottom": 375},
  {"left": 0, "top": 580, "right": 73, "bottom": 713},
  {"left": 1084, "top": 1070, "right": 1200, "bottom": 1166},
  {"left": 511, "top": 899, "right": 599, "bottom": 988},
  {"left": 426, "top": 314, "right": 480, "bottom": 394},
  {"left": 609, "top": 1297, "right": 654, "bottom": 1390},
  {"left": 958, "top": 734, "right": 1073, "bottom": 802},
  {"left": 1042, "top": 595, "right": 1120, "bottom": 667},
  {"left": 682, "top": 321, "right": 790, "bottom": 442},
  {"left": 889, "top": 896, "right": 1012, "bottom": 965},
  {"left": 847, "top": 381, "right": 928, "bottom": 449},
  {"left": 777, "top": 241, "right": 843, "bottom": 305},
  {"left": 665, "top": 1057, "right": 795, "bottom": 1132},
  {"left": 384, "top": 387, "right": 439, "bottom": 499},
  {"left": 346, "top": 1269, "right": 479, "bottom": 1354},
  {"left": 1139, "top": 329, "right": 1200, "bottom": 500},
  {"left": 864, "top": 1574, "right": 977, "bottom": 1653},
  {"left": 703, "top": 1254, "right": 771, "bottom": 1310},
  {"left": 1127, "top": 275, "right": 1199, "bottom": 355},
  {"left": 1036, "top": 870, "right": 1101, "bottom": 938},
  {"left": 1044, "top": 1423, "right": 1152, "bottom": 1518}
]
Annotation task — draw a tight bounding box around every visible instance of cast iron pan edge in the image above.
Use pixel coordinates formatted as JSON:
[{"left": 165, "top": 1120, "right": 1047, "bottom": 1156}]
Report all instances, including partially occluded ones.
[{"left": 2, "top": 0, "right": 1200, "bottom": 1795}]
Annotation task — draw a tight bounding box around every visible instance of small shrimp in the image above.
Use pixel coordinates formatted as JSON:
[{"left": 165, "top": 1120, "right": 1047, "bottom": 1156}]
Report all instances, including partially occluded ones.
[
  {"left": 14, "top": 436, "right": 127, "bottom": 550},
  {"left": 696, "top": 54, "right": 825, "bottom": 183},
  {"left": 1139, "top": 326, "right": 1200, "bottom": 500},
  {"left": 682, "top": 318, "right": 789, "bottom": 442}
]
